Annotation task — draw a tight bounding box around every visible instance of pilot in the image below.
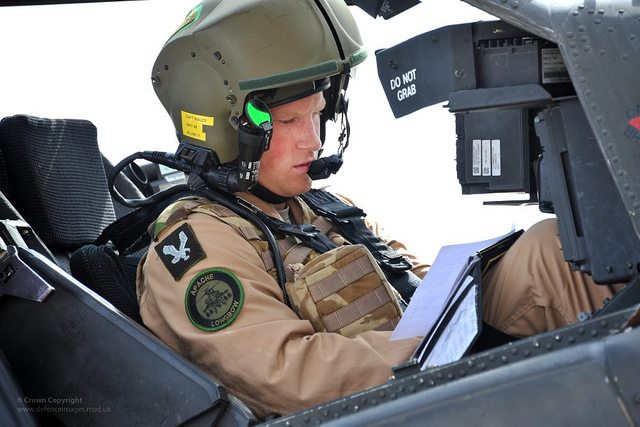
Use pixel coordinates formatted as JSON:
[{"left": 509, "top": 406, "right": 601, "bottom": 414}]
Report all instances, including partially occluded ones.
[{"left": 136, "top": 0, "right": 620, "bottom": 418}]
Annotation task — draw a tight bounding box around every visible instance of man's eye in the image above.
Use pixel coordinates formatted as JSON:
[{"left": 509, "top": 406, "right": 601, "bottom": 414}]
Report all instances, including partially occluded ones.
[{"left": 277, "top": 117, "right": 296, "bottom": 124}]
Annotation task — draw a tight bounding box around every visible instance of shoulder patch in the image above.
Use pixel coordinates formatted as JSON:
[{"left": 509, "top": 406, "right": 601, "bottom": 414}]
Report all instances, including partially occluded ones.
[
  {"left": 185, "top": 268, "right": 244, "bottom": 331},
  {"left": 155, "top": 223, "right": 205, "bottom": 280}
]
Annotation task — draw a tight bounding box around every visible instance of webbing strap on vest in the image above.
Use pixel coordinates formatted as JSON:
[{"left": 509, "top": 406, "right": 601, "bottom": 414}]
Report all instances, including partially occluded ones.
[
  {"left": 299, "top": 189, "right": 420, "bottom": 302},
  {"left": 250, "top": 208, "right": 337, "bottom": 255}
]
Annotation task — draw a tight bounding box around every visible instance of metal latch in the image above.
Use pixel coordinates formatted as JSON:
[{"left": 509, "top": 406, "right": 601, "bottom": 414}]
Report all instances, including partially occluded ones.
[{"left": 0, "top": 245, "right": 54, "bottom": 302}]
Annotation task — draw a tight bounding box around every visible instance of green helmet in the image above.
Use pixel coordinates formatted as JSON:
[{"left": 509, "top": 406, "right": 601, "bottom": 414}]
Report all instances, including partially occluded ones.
[{"left": 152, "top": 0, "right": 367, "bottom": 165}]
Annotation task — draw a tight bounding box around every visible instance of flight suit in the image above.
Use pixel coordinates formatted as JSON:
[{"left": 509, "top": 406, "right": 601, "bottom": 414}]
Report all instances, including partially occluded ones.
[
  {"left": 482, "top": 218, "right": 621, "bottom": 337},
  {"left": 136, "top": 192, "right": 618, "bottom": 418}
]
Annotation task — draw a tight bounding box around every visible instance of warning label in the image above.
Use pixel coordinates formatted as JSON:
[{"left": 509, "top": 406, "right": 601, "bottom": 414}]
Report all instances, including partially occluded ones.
[
  {"left": 389, "top": 68, "right": 417, "bottom": 102},
  {"left": 541, "top": 48, "right": 570, "bottom": 84}
]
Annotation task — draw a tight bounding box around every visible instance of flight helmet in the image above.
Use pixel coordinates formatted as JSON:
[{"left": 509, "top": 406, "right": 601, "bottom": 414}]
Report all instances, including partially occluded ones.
[{"left": 152, "top": 0, "right": 366, "bottom": 183}]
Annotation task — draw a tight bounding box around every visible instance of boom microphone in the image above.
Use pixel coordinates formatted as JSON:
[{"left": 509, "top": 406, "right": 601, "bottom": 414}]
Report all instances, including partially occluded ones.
[{"left": 308, "top": 154, "right": 343, "bottom": 180}]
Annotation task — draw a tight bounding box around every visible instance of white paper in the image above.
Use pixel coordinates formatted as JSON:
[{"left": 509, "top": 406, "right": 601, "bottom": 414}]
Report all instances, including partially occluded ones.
[
  {"left": 424, "top": 284, "right": 479, "bottom": 367},
  {"left": 390, "top": 231, "right": 513, "bottom": 341}
]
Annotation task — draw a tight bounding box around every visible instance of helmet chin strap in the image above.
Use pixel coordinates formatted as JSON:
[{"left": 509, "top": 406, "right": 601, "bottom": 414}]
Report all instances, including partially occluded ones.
[{"left": 248, "top": 182, "right": 291, "bottom": 204}]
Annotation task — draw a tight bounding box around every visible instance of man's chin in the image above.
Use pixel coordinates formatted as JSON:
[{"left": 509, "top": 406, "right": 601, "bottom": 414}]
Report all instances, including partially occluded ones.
[
  {"left": 258, "top": 177, "right": 312, "bottom": 198},
  {"left": 287, "top": 179, "right": 313, "bottom": 197}
]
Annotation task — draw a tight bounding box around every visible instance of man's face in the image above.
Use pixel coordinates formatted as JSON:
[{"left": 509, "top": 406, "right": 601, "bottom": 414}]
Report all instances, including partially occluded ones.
[{"left": 257, "top": 91, "right": 325, "bottom": 198}]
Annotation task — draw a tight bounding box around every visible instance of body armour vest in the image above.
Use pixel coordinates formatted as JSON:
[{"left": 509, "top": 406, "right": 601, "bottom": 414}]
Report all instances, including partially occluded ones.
[{"left": 150, "top": 196, "right": 404, "bottom": 338}]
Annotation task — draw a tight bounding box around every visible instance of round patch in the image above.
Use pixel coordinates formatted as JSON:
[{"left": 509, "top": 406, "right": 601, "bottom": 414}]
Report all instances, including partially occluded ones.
[{"left": 185, "top": 268, "right": 244, "bottom": 331}]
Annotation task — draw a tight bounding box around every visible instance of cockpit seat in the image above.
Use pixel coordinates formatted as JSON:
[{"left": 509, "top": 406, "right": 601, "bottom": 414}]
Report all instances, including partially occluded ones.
[
  {"left": 0, "top": 114, "right": 144, "bottom": 319},
  {"left": 0, "top": 115, "right": 117, "bottom": 271},
  {"left": 0, "top": 114, "right": 255, "bottom": 424}
]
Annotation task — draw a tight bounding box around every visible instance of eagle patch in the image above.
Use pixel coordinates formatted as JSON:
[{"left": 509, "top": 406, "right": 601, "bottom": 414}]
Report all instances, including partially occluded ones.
[
  {"left": 185, "top": 268, "right": 244, "bottom": 331},
  {"left": 155, "top": 223, "right": 205, "bottom": 280}
]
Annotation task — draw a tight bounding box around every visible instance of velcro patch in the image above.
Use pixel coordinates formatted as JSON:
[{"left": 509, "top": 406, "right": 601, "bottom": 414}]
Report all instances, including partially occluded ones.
[
  {"left": 155, "top": 223, "right": 205, "bottom": 280},
  {"left": 185, "top": 268, "right": 244, "bottom": 331}
]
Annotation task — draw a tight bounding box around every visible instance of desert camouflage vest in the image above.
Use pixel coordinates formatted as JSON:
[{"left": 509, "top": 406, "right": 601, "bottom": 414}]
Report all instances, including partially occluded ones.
[{"left": 151, "top": 196, "right": 403, "bottom": 338}]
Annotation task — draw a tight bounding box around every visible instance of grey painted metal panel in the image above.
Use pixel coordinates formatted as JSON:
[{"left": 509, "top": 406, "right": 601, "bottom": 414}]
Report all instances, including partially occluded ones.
[{"left": 464, "top": 0, "right": 640, "bottom": 254}]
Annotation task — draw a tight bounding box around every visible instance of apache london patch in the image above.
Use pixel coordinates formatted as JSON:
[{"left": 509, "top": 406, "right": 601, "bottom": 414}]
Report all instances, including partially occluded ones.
[{"left": 185, "top": 268, "right": 245, "bottom": 331}]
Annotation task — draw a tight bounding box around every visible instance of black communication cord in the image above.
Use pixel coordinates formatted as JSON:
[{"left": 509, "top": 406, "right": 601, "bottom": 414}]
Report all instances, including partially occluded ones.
[
  {"left": 108, "top": 151, "right": 190, "bottom": 208},
  {"left": 107, "top": 149, "right": 289, "bottom": 305},
  {"left": 105, "top": 96, "right": 350, "bottom": 307},
  {"left": 194, "top": 187, "right": 289, "bottom": 307}
]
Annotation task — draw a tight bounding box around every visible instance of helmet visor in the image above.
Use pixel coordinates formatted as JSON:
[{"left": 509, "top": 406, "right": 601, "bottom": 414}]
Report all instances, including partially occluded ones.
[{"left": 254, "top": 78, "right": 331, "bottom": 108}]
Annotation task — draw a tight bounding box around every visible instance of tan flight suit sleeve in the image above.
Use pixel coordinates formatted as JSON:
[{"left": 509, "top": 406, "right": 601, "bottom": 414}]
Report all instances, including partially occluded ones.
[
  {"left": 138, "top": 211, "right": 420, "bottom": 418},
  {"left": 482, "top": 218, "right": 623, "bottom": 337}
]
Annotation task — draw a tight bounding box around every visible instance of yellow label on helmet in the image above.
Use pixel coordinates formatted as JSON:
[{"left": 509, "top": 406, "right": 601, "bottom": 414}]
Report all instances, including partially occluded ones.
[{"left": 181, "top": 111, "right": 214, "bottom": 142}]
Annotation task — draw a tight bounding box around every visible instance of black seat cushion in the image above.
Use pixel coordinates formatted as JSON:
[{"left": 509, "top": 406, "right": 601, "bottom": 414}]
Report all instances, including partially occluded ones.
[{"left": 70, "top": 244, "right": 142, "bottom": 323}]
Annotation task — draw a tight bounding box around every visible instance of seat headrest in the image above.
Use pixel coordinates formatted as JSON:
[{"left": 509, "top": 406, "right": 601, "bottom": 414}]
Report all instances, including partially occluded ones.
[{"left": 0, "top": 115, "right": 116, "bottom": 249}]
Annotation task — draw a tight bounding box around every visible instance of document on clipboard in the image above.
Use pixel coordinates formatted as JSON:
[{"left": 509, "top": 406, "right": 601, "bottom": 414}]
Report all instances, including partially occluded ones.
[{"left": 391, "top": 229, "right": 523, "bottom": 369}]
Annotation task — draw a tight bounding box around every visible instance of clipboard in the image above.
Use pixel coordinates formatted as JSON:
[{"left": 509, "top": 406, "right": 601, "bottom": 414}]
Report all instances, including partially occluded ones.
[{"left": 392, "top": 230, "right": 523, "bottom": 376}]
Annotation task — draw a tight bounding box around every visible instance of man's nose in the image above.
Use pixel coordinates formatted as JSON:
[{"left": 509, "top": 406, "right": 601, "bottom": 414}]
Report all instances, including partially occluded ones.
[{"left": 297, "top": 117, "right": 322, "bottom": 151}]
